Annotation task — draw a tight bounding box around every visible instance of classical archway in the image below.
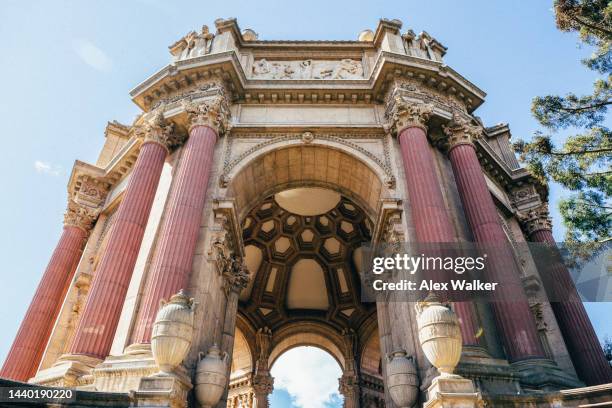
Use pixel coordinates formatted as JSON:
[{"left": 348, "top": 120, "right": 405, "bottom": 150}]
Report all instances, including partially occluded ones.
[{"left": 225, "top": 143, "right": 388, "bottom": 408}]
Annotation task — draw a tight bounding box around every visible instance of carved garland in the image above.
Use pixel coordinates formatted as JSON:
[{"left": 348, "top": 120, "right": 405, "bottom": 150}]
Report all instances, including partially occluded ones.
[{"left": 219, "top": 133, "right": 395, "bottom": 188}]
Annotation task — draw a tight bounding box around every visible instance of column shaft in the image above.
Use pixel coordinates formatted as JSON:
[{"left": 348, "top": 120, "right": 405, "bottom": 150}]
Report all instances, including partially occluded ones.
[
  {"left": 69, "top": 141, "right": 167, "bottom": 358},
  {"left": 1, "top": 226, "right": 87, "bottom": 381},
  {"left": 530, "top": 229, "right": 612, "bottom": 385},
  {"left": 131, "top": 125, "right": 217, "bottom": 344},
  {"left": 448, "top": 143, "right": 544, "bottom": 361},
  {"left": 398, "top": 126, "right": 479, "bottom": 346}
]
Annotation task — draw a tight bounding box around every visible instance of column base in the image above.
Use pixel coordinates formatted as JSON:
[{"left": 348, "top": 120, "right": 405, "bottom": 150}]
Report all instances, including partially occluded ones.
[
  {"left": 29, "top": 354, "right": 101, "bottom": 388},
  {"left": 130, "top": 369, "right": 192, "bottom": 408},
  {"left": 457, "top": 353, "right": 521, "bottom": 395},
  {"left": 511, "top": 359, "right": 583, "bottom": 391},
  {"left": 90, "top": 344, "right": 158, "bottom": 393},
  {"left": 424, "top": 374, "right": 484, "bottom": 408}
]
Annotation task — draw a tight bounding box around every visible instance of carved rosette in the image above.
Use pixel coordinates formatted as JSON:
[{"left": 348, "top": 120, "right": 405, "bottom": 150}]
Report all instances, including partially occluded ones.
[
  {"left": 387, "top": 96, "right": 434, "bottom": 134},
  {"left": 135, "top": 111, "right": 180, "bottom": 152},
  {"left": 63, "top": 200, "right": 100, "bottom": 232},
  {"left": 182, "top": 91, "right": 230, "bottom": 135},
  {"left": 519, "top": 203, "right": 553, "bottom": 236},
  {"left": 442, "top": 112, "right": 483, "bottom": 151}
]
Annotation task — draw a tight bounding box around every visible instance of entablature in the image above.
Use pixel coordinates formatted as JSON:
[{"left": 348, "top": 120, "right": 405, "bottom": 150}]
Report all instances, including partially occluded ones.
[{"left": 129, "top": 18, "right": 486, "bottom": 114}]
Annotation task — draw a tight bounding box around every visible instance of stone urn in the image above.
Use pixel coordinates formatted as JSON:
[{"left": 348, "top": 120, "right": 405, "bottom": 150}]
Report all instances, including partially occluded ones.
[
  {"left": 386, "top": 350, "right": 418, "bottom": 408},
  {"left": 151, "top": 290, "right": 195, "bottom": 374},
  {"left": 415, "top": 295, "right": 462, "bottom": 376},
  {"left": 195, "top": 344, "right": 229, "bottom": 408}
]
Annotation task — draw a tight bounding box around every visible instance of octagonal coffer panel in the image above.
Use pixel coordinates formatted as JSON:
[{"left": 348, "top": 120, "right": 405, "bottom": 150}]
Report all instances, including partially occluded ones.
[{"left": 239, "top": 191, "right": 372, "bottom": 323}]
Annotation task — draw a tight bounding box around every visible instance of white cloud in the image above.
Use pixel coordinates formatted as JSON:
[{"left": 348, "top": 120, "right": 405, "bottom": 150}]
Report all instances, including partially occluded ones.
[
  {"left": 73, "top": 39, "right": 113, "bottom": 72},
  {"left": 271, "top": 347, "right": 343, "bottom": 408},
  {"left": 34, "top": 160, "right": 62, "bottom": 176}
]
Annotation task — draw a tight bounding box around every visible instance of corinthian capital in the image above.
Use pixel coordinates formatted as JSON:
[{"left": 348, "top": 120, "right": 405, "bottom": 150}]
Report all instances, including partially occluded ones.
[
  {"left": 442, "top": 112, "right": 483, "bottom": 150},
  {"left": 386, "top": 95, "right": 434, "bottom": 134},
  {"left": 182, "top": 92, "right": 230, "bottom": 135},
  {"left": 63, "top": 200, "right": 100, "bottom": 232},
  {"left": 518, "top": 203, "right": 553, "bottom": 236},
  {"left": 135, "top": 111, "right": 181, "bottom": 152}
]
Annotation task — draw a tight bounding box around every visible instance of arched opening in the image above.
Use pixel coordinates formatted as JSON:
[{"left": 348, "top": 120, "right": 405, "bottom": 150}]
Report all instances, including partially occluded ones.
[
  {"left": 224, "top": 143, "right": 389, "bottom": 408},
  {"left": 270, "top": 346, "right": 343, "bottom": 408}
]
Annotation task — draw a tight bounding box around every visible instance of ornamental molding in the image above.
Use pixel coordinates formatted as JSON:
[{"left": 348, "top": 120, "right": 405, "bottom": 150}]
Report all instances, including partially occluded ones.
[
  {"left": 441, "top": 111, "right": 483, "bottom": 151},
  {"left": 134, "top": 111, "right": 182, "bottom": 151},
  {"left": 518, "top": 203, "right": 553, "bottom": 236},
  {"left": 509, "top": 183, "right": 542, "bottom": 211},
  {"left": 371, "top": 198, "right": 405, "bottom": 249},
  {"left": 219, "top": 132, "right": 395, "bottom": 189},
  {"left": 63, "top": 200, "right": 100, "bottom": 231},
  {"left": 64, "top": 171, "right": 111, "bottom": 231},
  {"left": 252, "top": 373, "right": 274, "bottom": 395}
]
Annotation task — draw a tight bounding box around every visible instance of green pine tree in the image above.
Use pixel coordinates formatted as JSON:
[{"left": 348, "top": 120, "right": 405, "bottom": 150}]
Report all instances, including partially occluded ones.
[{"left": 514, "top": 0, "right": 611, "bottom": 259}]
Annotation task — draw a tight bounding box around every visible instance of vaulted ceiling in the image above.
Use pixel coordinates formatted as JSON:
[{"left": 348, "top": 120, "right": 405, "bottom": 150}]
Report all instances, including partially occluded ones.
[{"left": 238, "top": 189, "right": 375, "bottom": 333}]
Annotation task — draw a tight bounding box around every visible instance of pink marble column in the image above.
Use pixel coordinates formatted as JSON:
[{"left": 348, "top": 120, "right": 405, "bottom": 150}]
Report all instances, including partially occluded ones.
[
  {"left": 1, "top": 219, "right": 90, "bottom": 381},
  {"left": 68, "top": 115, "right": 176, "bottom": 359},
  {"left": 444, "top": 113, "right": 544, "bottom": 362},
  {"left": 130, "top": 125, "right": 218, "bottom": 344},
  {"left": 523, "top": 206, "right": 612, "bottom": 384},
  {"left": 394, "top": 102, "right": 480, "bottom": 347}
]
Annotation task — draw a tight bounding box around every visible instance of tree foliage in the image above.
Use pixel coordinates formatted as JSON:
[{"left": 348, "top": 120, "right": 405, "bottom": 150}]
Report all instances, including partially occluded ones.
[
  {"left": 603, "top": 336, "right": 612, "bottom": 367},
  {"left": 514, "top": 0, "right": 611, "bottom": 256}
]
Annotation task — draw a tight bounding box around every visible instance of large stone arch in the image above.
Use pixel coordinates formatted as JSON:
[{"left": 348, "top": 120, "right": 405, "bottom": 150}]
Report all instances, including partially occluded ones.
[
  {"left": 224, "top": 142, "right": 392, "bottom": 220},
  {"left": 230, "top": 327, "right": 253, "bottom": 379},
  {"left": 268, "top": 322, "right": 347, "bottom": 370}
]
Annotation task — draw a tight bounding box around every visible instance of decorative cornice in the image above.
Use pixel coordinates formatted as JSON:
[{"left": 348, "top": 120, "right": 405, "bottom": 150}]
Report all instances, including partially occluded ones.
[
  {"left": 442, "top": 111, "right": 483, "bottom": 151},
  {"left": 182, "top": 87, "right": 231, "bottom": 134},
  {"left": 134, "top": 111, "right": 180, "bottom": 152},
  {"left": 518, "top": 203, "right": 553, "bottom": 236},
  {"left": 385, "top": 93, "right": 434, "bottom": 134}
]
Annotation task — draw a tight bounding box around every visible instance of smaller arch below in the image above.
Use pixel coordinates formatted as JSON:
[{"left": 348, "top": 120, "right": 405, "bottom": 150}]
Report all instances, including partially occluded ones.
[
  {"left": 360, "top": 327, "right": 382, "bottom": 377},
  {"left": 268, "top": 323, "right": 346, "bottom": 371}
]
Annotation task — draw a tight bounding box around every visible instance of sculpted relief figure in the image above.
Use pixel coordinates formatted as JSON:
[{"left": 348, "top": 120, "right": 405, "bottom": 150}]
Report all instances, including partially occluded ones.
[
  {"left": 251, "top": 58, "right": 363, "bottom": 79},
  {"left": 169, "top": 25, "right": 214, "bottom": 61}
]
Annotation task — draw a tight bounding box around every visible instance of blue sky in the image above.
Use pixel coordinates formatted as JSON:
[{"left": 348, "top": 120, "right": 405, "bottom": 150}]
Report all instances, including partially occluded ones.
[{"left": 0, "top": 1, "right": 609, "bottom": 406}]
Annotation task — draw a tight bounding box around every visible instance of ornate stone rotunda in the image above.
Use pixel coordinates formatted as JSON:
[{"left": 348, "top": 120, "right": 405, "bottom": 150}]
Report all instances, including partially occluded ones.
[{"left": 1, "top": 17, "right": 611, "bottom": 408}]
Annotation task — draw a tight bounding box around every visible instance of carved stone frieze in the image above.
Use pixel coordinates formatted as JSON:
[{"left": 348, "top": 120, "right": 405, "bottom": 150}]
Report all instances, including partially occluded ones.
[
  {"left": 134, "top": 111, "right": 181, "bottom": 151},
  {"left": 251, "top": 59, "right": 364, "bottom": 80},
  {"left": 72, "top": 175, "right": 110, "bottom": 209},
  {"left": 518, "top": 203, "right": 553, "bottom": 236},
  {"left": 441, "top": 111, "right": 483, "bottom": 151},
  {"left": 182, "top": 88, "right": 231, "bottom": 134}
]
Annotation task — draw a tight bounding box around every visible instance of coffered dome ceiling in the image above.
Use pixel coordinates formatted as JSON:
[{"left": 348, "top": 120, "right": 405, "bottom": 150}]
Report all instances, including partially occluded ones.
[{"left": 238, "top": 192, "right": 374, "bottom": 331}]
